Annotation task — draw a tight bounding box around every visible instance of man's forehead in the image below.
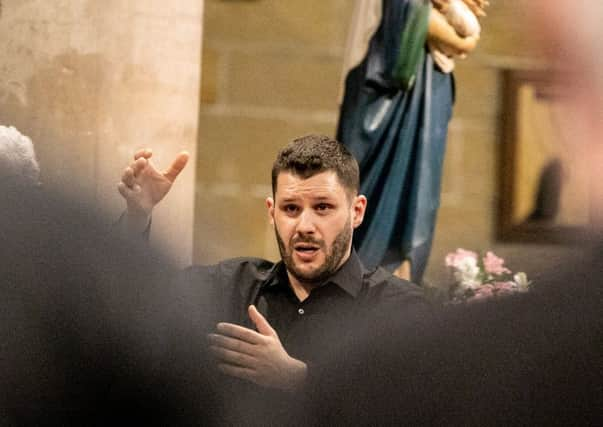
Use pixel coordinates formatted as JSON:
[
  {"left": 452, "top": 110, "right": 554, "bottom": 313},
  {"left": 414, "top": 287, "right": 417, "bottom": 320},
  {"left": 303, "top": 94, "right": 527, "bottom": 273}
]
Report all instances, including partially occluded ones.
[{"left": 275, "top": 171, "right": 345, "bottom": 199}]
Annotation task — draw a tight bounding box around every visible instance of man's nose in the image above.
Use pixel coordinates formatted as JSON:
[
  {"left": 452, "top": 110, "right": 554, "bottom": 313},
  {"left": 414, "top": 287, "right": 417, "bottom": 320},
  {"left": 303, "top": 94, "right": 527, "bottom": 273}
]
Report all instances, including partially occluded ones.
[{"left": 296, "top": 210, "right": 316, "bottom": 234}]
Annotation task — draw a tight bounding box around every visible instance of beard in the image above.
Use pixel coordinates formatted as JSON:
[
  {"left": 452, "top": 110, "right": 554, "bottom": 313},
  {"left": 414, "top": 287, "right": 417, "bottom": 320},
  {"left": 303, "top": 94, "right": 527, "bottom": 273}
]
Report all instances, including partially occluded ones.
[{"left": 275, "top": 216, "right": 352, "bottom": 286}]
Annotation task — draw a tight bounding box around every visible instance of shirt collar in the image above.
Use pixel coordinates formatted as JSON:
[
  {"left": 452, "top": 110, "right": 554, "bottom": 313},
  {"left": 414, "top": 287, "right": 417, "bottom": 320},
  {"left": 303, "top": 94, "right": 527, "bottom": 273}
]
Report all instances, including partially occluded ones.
[{"left": 262, "top": 250, "right": 365, "bottom": 298}]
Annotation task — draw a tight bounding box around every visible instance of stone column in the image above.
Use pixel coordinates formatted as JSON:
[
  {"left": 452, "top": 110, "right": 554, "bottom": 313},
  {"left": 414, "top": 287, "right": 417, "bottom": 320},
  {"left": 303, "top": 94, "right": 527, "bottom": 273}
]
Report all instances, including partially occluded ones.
[{"left": 0, "top": 0, "right": 204, "bottom": 266}]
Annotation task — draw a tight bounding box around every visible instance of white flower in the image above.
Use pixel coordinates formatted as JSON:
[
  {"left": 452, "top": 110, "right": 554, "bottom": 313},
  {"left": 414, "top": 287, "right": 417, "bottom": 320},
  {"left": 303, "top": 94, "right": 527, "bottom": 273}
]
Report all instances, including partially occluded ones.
[
  {"left": 513, "top": 272, "right": 530, "bottom": 292},
  {"left": 453, "top": 256, "right": 481, "bottom": 290}
]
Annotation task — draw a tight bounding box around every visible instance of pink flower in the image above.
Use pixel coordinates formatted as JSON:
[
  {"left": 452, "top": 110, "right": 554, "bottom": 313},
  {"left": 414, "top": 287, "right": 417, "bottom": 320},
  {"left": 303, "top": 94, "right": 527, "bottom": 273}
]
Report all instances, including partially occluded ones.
[
  {"left": 493, "top": 281, "right": 515, "bottom": 295},
  {"left": 467, "top": 284, "right": 494, "bottom": 303},
  {"left": 445, "top": 248, "right": 478, "bottom": 268},
  {"left": 482, "top": 251, "right": 511, "bottom": 275}
]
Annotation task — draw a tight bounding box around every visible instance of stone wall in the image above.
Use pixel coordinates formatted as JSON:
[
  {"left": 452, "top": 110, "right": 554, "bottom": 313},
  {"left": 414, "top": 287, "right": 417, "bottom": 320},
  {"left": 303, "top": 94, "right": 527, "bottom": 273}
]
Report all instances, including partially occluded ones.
[{"left": 0, "top": 0, "right": 204, "bottom": 266}]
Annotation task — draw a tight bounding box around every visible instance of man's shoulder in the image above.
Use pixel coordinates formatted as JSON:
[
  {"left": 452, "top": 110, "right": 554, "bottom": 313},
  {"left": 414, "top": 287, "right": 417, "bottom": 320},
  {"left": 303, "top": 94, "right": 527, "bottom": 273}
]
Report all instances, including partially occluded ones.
[
  {"left": 184, "top": 257, "right": 277, "bottom": 281},
  {"left": 363, "top": 266, "right": 426, "bottom": 303}
]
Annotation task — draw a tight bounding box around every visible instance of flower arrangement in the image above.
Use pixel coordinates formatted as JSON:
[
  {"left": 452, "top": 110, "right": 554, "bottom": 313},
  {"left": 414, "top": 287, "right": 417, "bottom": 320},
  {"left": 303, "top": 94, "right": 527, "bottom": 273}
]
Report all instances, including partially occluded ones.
[{"left": 445, "top": 248, "right": 530, "bottom": 302}]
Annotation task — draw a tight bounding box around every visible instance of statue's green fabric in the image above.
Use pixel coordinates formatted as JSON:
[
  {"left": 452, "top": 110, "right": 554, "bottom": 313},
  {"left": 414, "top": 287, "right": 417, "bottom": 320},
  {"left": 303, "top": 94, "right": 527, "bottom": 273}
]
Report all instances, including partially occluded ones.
[{"left": 394, "top": 1, "right": 431, "bottom": 90}]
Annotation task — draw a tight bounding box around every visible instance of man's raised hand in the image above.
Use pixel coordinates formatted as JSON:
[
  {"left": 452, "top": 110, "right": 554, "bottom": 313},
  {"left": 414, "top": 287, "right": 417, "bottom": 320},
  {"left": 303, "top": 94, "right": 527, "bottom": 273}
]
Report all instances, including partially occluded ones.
[
  {"left": 117, "top": 149, "right": 189, "bottom": 231},
  {"left": 208, "top": 305, "right": 307, "bottom": 391}
]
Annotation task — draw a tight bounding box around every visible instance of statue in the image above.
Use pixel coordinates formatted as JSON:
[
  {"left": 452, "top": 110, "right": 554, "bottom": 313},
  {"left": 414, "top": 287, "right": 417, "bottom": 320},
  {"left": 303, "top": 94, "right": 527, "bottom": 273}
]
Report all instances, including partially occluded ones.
[{"left": 337, "top": 0, "right": 486, "bottom": 283}]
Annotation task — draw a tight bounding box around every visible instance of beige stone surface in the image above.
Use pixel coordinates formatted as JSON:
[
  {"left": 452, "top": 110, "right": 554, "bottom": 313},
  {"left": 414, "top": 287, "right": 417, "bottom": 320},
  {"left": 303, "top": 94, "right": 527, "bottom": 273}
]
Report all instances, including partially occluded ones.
[
  {"left": 201, "top": 46, "right": 219, "bottom": 104},
  {"left": 227, "top": 52, "right": 343, "bottom": 110},
  {"left": 194, "top": 193, "right": 278, "bottom": 264},
  {"left": 441, "top": 121, "right": 497, "bottom": 205},
  {"left": 197, "top": 112, "right": 335, "bottom": 184},
  {"left": 204, "top": 0, "right": 350, "bottom": 52},
  {"left": 0, "top": 0, "right": 204, "bottom": 266},
  {"left": 477, "top": 0, "right": 541, "bottom": 59},
  {"left": 452, "top": 60, "right": 500, "bottom": 122}
]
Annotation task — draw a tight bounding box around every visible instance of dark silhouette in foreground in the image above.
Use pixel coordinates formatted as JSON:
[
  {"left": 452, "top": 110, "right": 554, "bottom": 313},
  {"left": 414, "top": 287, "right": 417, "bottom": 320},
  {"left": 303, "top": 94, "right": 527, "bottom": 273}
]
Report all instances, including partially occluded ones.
[
  {"left": 304, "top": 241, "right": 602, "bottom": 426},
  {"left": 0, "top": 186, "right": 223, "bottom": 425},
  {"left": 2, "top": 185, "right": 600, "bottom": 426}
]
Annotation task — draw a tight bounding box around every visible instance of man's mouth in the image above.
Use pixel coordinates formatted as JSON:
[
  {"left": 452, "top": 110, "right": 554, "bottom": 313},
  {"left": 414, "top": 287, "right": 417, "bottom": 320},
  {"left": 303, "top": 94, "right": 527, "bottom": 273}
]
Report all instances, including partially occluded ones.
[{"left": 293, "top": 242, "right": 321, "bottom": 259}]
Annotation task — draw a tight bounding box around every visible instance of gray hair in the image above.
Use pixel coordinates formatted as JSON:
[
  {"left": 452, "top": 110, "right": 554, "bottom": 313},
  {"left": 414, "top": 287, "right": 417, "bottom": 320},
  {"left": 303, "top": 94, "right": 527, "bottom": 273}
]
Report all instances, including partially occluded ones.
[{"left": 0, "top": 126, "right": 40, "bottom": 186}]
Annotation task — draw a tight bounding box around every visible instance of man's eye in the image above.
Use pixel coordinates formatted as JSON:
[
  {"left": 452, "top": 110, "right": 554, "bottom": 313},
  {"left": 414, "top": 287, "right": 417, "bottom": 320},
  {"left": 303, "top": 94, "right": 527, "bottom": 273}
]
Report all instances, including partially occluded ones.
[
  {"left": 316, "top": 203, "right": 332, "bottom": 211},
  {"left": 283, "top": 205, "right": 299, "bottom": 214}
]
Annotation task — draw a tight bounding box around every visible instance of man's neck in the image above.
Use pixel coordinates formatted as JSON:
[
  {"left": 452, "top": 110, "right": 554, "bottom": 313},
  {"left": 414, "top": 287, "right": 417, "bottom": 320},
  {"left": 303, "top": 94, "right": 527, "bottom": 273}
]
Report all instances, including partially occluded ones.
[
  {"left": 287, "top": 276, "right": 315, "bottom": 302},
  {"left": 286, "top": 251, "right": 351, "bottom": 302}
]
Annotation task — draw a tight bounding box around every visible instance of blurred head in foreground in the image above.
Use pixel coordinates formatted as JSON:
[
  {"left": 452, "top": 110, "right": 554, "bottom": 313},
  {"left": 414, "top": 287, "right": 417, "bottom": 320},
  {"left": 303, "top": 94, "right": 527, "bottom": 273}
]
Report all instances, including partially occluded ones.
[
  {"left": 0, "top": 183, "right": 222, "bottom": 425},
  {"left": 528, "top": 0, "right": 603, "bottom": 230},
  {"left": 0, "top": 125, "right": 40, "bottom": 187}
]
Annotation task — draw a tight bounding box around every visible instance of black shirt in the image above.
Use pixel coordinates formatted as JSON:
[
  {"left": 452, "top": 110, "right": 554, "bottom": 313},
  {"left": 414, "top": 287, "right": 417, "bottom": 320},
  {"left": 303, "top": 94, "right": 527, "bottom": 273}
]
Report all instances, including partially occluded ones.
[
  {"left": 159, "top": 251, "right": 426, "bottom": 425},
  {"left": 176, "top": 250, "right": 425, "bottom": 364}
]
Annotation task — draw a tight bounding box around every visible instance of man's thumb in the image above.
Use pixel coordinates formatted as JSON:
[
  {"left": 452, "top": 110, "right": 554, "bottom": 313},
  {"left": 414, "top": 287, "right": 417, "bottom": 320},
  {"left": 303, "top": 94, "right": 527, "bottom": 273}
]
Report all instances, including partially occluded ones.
[
  {"left": 248, "top": 305, "right": 276, "bottom": 337},
  {"left": 163, "top": 151, "right": 190, "bottom": 182}
]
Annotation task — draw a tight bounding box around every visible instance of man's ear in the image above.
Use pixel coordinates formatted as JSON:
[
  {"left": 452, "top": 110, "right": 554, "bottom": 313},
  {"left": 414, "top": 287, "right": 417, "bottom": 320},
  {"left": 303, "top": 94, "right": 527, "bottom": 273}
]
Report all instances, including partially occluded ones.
[
  {"left": 266, "top": 196, "right": 275, "bottom": 226},
  {"left": 352, "top": 195, "right": 367, "bottom": 229}
]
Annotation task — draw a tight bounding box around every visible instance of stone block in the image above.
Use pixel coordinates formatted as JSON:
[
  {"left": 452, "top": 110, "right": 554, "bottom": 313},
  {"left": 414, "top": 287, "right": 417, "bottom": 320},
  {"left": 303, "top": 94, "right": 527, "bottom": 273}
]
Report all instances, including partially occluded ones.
[
  {"left": 194, "top": 192, "right": 278, "bottom": 263},
  {"left": 453, "top": 59, "right": 500, "bottom": 121},
  {"left": 204, "top": 0, "right": 350, "bottom": 51},
  {"left": 196, "top": 111, "right": 336, "bottom": 186},
  {"left": 441, "top": 121, "right": 497, "bottom": 207},
  {"left": 478, "top": 0, "right": 541, "bottom": 59},
  {"left": 201, "top": 46, "right": 219, "bottom": 104},
  {"left": 227, "top": 51, "right": 343, "bottom": 110}
]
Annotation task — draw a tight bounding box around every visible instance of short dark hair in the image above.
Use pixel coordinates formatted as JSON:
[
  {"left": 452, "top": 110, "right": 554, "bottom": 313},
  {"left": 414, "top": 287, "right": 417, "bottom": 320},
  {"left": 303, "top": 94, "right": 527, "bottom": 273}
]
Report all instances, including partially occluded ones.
[{"left": 271, "top": 134, "right": 359, "bottom": 198}]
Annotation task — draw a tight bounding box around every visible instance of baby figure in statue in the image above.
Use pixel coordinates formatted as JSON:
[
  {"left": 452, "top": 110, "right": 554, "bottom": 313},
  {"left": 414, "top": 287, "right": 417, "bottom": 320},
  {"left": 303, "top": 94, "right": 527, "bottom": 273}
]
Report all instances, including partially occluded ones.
[{"left": 429, "top": 0, "right": 484, "bottom": 72}]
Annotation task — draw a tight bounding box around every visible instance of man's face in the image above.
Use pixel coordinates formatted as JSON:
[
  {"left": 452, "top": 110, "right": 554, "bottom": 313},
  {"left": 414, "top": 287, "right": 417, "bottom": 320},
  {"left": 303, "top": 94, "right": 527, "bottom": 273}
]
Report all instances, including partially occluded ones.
[{"left": 266, "top": 171, "right": 366, "bottom": 285}]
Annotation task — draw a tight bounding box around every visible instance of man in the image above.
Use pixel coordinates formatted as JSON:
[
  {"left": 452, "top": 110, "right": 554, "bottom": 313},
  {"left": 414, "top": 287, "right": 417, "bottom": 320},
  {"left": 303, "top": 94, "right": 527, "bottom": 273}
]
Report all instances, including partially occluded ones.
[{"left": 118, "top": 134, "right": 425, "bottom": 393}]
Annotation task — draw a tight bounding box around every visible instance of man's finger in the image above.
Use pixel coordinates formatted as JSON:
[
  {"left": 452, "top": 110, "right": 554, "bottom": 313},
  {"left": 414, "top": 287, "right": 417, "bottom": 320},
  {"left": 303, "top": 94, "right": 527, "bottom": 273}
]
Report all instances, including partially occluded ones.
[
  {"left": 163, "top": 151, "right": 189, "bottom": 183},
  {"left": 117, "top": 182, "right": 141, "bottom": 201},
  {"left": 131, "top": 157, "right": 148, "bottom": 177},
  {"left": 248, "top": 305, "right": 277, "bottom": 337},
  {"left": 117, "top": 182, "right": 130, "bottom": 200},
  {"left": 133, "top": 148, "right": 153, "bottom": 160},
  {"left": 209, "top": 345, "right": 257, "bottom": 368},
  {"left": 215, "top": 322, "right": 264, "bottom": 344},
  {"left": 208, "top": 333, "right": 257, "bottom": 355},
  {"left": 121, "top": 167, "right": 136, "bottom": 188}
]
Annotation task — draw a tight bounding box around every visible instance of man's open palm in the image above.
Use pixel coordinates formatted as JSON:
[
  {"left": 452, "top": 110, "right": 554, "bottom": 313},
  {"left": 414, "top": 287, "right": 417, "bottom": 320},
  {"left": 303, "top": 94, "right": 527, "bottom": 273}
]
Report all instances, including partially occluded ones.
[
  {"left": 118, "top": 149, "right": 189, "bottom": 217},
  {"left": 208, "top": 305, "right": 307, "bottom": 391}
]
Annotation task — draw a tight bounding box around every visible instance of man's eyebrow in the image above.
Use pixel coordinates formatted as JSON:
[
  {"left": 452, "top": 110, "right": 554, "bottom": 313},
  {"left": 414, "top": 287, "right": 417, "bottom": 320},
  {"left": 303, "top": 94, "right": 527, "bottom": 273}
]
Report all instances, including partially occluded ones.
[
  {"left": 278, "top": 196, "right": 300, "bottom": 203},
  {"left": 312, "top": 195, "right": 336, "bottom": 201}
]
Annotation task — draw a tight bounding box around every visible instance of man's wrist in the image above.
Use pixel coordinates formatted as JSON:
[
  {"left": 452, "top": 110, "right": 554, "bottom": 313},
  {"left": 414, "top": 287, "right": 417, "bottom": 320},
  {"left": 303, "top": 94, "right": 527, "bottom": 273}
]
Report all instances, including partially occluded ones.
[{"left": 125, "top": 209, "right": 151, "bottom": 234}]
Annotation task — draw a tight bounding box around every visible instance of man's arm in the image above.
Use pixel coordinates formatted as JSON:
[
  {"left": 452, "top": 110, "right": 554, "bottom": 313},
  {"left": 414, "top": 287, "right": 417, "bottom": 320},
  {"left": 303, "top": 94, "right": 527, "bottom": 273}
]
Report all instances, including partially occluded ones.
[
  {"left": 208, "top": 305, "right": 308, "bottom": 392},
  {"left": 117, "top": 148, "right": 189, "bottom": 234}
]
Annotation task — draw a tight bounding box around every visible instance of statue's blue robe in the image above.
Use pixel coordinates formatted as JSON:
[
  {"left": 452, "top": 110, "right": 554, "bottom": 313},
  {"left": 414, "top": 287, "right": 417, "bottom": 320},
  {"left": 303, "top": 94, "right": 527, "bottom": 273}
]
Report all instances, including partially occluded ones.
[{"left": 338, "top": 0, "right": 454, "bottom": 283}]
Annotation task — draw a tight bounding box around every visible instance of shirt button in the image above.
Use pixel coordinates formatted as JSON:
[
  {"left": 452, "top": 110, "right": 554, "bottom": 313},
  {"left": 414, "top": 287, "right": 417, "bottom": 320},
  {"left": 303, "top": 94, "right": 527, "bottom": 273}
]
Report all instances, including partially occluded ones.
[{"left": 298, "top": 308, "right": 305, "bottom": 315}]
